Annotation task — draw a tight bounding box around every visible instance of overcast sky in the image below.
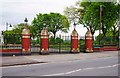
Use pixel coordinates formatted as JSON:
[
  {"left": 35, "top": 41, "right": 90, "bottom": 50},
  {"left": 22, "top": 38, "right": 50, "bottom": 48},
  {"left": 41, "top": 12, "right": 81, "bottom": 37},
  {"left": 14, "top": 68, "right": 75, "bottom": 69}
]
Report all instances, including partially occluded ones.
[
  {"left": 0, "top": 0, "right": 99, "bottom": 36},
  {"left": 1, "top": 0, "right": 77, "bottom": 24}
]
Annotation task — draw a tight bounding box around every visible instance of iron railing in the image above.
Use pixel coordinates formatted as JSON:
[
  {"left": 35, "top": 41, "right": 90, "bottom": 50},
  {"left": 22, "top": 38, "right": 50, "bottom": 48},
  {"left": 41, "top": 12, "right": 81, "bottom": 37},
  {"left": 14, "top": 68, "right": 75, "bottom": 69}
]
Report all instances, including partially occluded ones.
[{"left": 1, "top": 33, "right": 119, "bottom": 53}]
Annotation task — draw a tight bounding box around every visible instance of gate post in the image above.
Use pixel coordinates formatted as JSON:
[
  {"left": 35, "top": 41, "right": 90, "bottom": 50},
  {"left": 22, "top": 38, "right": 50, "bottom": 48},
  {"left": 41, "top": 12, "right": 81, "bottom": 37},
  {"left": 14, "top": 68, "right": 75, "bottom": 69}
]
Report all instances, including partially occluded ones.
[
  {"left": 40, "top": 28, "right": 49, "bottom": 54},
  {"left": 71, "top": 29, "right": 79, "bottom": 53},
  {"left": 22, "top": 26, "right": 30, "bottom": 55},
  {"left": 85, "top": 30, "right": 93, "bottom": 52}
]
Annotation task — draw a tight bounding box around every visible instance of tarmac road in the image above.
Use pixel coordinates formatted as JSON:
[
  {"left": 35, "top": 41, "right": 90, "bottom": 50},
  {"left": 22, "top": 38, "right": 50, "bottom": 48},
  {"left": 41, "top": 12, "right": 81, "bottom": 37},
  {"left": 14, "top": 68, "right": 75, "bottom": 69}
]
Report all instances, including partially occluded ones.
[{"left": 2, "top": 56, "right": 119, "bottom": 76}]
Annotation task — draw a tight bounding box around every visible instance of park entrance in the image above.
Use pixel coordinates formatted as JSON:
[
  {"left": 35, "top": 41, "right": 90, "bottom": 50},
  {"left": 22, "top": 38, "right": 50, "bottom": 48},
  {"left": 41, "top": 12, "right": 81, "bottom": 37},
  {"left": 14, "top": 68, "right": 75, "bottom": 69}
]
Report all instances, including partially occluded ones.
[{"left": 1, "top": 27, "right": 119, "bottom": 55}]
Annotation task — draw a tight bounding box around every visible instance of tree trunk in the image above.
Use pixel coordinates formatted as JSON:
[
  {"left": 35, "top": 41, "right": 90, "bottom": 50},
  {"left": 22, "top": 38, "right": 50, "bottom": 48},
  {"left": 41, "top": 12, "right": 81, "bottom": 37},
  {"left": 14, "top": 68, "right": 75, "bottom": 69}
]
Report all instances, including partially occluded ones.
[{"left": 53, "top": 31, "right": 56, "bottom": 39}]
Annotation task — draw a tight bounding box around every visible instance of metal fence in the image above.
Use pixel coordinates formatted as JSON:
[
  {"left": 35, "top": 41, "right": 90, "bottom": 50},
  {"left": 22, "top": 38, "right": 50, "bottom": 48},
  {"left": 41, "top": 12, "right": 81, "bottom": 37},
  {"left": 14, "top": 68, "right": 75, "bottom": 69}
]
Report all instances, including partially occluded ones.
[
  {"left": 49, "top": 36, "right": 83, "bottom": 53},
  {"left": 93, "top": 36, "right": 119, "bottom": 47},
  {"left": 49, "top": 37, "right": 71, "bottom": 53},
  {"left": 1, "top": 34, "right": 22, "bottom": 50},
  {"left": 1, "top": 34, "right": 119, "bottom": 53}
]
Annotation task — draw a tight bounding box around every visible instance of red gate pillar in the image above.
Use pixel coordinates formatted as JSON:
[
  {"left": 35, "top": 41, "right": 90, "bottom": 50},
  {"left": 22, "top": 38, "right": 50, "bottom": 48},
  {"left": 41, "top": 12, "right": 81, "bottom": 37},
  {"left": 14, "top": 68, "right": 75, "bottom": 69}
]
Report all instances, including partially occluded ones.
[
  {"left": 22, "top": 26, "right": 30, "bottom": 55},
  {"left": 40, "top": 28, "right": 49, "bottom": 54},
  {"left": 85, "top": 30, "right": 93, "bottom": 52},
  {"left": 71, "top": 29, "right": 79, "bottom": 53}
]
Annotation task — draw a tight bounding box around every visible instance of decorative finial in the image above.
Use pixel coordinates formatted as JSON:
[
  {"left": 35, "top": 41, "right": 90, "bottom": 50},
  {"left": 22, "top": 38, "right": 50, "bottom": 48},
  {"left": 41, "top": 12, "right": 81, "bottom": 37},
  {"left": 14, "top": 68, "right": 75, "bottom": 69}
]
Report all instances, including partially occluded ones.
[
  {"left": 73, "top": 22, "right": 76, "bottom": 30},
  {"left": 24, "top": 18, "right": 28, "bottom": 23}
]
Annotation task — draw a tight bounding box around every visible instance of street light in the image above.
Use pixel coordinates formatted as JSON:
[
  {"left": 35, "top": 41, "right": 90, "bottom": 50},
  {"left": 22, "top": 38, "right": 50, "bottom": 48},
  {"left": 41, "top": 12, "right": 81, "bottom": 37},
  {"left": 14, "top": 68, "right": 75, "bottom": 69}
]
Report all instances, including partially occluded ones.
[
  {"left": 99, "top": 4, "right": 102, "bottom": 45},
  {"left": 23, "top": 18, "right": 29, "bottom": 30},
  {"left": 24, "top": 18, "right": 28, "bottom": 26},
  {"left": 6, "top": 22, "right": 12, "bottom": 30},
  {"left": 24, "top": 18, "right": 28, "bottom": 23},
  {"left": 1, "top": 31, "right": 4, "bottom": 45}
]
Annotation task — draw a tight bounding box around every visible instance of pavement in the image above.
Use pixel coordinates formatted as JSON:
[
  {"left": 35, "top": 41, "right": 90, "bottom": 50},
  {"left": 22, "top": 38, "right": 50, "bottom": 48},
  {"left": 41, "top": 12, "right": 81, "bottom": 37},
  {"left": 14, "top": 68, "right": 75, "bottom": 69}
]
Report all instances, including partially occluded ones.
[{"left": 0, "top": 51, "right": 119, "bottom": 67}]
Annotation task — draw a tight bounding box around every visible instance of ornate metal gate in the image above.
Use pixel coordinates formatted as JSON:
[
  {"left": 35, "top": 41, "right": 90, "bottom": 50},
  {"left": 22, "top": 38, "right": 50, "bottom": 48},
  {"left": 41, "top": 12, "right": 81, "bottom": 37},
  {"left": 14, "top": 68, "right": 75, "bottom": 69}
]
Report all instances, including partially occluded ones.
[
  {"left": 30, "top": 34, "right": 40, "bottom": 54},
  {"left": 49, "top": 35, "right": 72, "bottom": 53}
]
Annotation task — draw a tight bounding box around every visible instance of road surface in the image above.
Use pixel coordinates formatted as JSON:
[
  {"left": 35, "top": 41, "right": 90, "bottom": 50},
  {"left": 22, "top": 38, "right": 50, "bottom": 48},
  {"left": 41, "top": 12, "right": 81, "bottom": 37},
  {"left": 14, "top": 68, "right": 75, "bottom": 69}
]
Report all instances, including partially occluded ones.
[{"left": 2, "top": 56, "right": 119, "bottom": 76}]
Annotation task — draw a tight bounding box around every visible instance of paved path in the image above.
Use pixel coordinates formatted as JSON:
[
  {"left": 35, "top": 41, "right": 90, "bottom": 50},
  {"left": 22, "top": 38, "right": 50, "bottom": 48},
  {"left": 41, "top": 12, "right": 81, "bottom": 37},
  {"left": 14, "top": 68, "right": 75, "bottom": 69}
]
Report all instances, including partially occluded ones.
[{"left": 0, "top": 51, "right": 118, "bottom": 67}]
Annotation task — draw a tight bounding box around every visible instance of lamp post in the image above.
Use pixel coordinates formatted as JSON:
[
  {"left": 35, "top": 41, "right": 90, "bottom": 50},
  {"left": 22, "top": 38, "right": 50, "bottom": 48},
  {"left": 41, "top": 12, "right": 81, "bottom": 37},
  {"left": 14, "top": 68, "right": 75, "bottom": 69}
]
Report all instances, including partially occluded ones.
[
  {"left": 24, "top": 18, "right": 28, "bottom": 26},
  {"left": 24, "top": 18, "right": 28, "bottom": 23},
  {"left": 1, "top": 31, "right": 4, "bottom": 45},
  {"left": 99, "top": 4, "right": 102, "bottom": 45},
  {"left": 6, "top": 22, "right": 12, "bottom": 30}
]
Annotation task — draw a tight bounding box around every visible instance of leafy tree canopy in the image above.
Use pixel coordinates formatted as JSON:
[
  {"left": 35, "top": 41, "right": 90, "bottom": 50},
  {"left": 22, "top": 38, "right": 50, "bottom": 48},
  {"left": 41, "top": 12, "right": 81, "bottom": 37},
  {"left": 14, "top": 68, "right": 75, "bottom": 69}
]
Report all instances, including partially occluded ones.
[
  {"left": 64, "top": 0, "right": 120, "bottom": 36},
  {"left": 32, "top": 12, "right": 70, "bottom": 38}
]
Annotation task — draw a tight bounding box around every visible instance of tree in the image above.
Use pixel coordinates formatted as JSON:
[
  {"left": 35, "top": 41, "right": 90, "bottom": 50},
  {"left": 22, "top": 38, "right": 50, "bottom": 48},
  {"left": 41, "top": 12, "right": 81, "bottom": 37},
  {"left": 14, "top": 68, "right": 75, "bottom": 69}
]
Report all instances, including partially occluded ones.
[
  {"left": 12, "top": 23, "right": 25, "bottom": 34},
  {"left": 3, "top": 23, "right": 35, "bottom": 44},
  {"left": 101, "top": 2, "right": 119, "bottom": 36},
  {"left": 64, "top": 1, "right": 91, "bottom": 31},
  {"left": 64, "top": 1, "right": 120, "bottom": 36},
  {"left": 82, "top": 2, "right": 100, "bottom": 35},
  {"left": 3, "top": 30, "right": 21, "bottom": 44},
  {"left": 48, "top": 13, "right": 69, "bottom": 38},
  {"left": 32, "top": 13, "right": 70, "bottom": 38},
  {"left": 3, "top": 23, "right": 25, "bottom": 44},
  {"left": 32, "top": 13, "right": 47, "bottom": 35}
]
